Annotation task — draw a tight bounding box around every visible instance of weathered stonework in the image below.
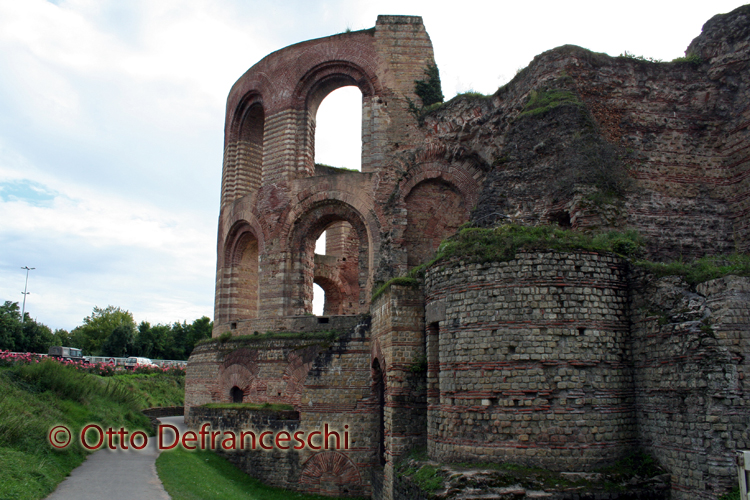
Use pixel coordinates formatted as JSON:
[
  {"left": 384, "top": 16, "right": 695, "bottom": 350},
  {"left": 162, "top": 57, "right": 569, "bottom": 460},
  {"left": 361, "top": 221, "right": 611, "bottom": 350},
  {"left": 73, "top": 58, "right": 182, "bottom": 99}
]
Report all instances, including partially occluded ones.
[{"left": 185, "top": 7, "right": 750, "bottom": 500}]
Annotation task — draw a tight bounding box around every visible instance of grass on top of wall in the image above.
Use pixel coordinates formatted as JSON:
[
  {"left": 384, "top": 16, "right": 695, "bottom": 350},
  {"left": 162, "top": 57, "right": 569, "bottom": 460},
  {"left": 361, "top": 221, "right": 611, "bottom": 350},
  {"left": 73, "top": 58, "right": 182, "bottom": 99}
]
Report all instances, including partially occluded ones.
[
  {"left": 635, "top": 253, "right": 750, "bottom": 286},
  {"left": 434, "top": 224, "right": 644, "bottom": 265},
  {"left": 197, "top": 329, "right": 342, "bottom": 348},
  {"left": 202, "top": 402, "right": 294, "bottom": 411},
  {"left": 156, "top": 448, "right": 365, "bottom": 500}
]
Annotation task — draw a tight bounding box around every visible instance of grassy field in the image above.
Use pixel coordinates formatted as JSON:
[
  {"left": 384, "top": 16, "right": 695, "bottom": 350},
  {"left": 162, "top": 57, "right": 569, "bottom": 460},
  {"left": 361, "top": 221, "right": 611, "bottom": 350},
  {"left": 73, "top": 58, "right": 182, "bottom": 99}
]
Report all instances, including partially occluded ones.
[
  {"left": 157, "top": 448, "right": 362, "bottom": 500},
  {"left": 0, "top": 358, "right": 184, "bottom": 500}
]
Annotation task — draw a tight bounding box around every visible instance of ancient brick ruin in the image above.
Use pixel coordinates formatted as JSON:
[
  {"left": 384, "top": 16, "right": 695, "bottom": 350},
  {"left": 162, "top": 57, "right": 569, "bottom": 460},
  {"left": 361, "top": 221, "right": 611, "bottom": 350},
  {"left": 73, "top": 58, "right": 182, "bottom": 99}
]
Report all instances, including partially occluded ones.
[{"left": 186, "top": 8, "right": 750, "bottom": 499}]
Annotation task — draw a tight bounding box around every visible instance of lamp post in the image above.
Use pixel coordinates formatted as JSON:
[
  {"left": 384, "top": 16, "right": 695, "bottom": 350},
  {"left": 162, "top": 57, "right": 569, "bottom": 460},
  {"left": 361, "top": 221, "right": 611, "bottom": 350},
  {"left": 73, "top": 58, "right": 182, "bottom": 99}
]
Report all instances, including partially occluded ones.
[{"left": 21, "top": 266, "right": 35, "bottom": 321}]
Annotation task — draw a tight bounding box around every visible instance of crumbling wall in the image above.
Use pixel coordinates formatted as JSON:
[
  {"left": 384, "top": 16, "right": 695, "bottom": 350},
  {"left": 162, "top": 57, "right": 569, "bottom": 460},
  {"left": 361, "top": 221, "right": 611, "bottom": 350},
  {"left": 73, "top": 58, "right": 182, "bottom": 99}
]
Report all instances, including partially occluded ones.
[{"left": 630, "top": 273, "right": 750, "bottom": 499}]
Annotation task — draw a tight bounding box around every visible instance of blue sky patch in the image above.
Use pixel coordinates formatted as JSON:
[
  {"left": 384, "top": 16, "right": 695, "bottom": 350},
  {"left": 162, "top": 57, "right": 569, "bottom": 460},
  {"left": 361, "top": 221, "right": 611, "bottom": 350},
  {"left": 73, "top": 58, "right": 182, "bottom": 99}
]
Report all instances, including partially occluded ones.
[{"left": 0, "top": 179, "right": 58, "bottom": 206}]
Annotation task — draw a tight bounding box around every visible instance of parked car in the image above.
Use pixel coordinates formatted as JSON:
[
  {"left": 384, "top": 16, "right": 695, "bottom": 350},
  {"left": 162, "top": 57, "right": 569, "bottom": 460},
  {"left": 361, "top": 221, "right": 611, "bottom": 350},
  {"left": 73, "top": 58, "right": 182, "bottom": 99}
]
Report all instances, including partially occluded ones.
[{"left": 124, "top": 357, "right": 157, "bottom": 370}]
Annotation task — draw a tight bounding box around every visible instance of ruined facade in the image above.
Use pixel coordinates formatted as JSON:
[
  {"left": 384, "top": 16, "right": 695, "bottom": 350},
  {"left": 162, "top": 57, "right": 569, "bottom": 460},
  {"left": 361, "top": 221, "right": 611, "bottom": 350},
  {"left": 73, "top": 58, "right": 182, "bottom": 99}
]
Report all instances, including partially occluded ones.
[{"left": 186, "top": 8, "right": 750, "bottom": 499}]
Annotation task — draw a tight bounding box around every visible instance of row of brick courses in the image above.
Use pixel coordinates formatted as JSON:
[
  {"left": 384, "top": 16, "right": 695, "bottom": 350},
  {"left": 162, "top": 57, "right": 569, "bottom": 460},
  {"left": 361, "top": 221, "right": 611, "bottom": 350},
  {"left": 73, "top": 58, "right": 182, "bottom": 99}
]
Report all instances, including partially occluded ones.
[
  {"left": 370, "top": 284, "right": 428, "bottom": 500},
  {"left": 185, "top": 316, "right": 377, "bottom": 497},
  {"left": 424, "top": 252, "right": 635, "bottom": 471},
  {"left": 630, "top": 271, "right": 750, "bottom": 499}
]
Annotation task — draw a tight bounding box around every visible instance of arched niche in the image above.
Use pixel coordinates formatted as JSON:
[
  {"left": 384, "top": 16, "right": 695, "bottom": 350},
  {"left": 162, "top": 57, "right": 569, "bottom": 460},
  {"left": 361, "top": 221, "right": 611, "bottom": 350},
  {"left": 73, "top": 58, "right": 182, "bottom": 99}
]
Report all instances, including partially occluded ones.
[
  {"left": 403, "top": 178, "right": 468, "bottom": 269},
  {"left": 223, "top": 96, "right": 265, "bottom": 205},
  {"left": 223, "top": 223, "right": 261, "bottom": 322}
]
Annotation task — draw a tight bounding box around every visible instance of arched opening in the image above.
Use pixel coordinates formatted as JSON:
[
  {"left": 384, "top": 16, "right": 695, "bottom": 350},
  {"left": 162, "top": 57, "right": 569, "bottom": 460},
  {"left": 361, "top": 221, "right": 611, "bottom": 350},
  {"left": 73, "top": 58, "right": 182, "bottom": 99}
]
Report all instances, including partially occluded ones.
[
  {"left": 229, "top": 230, "right": 260, "bottom": 320},
  {"left": 404, "top": 179, "right": 468, "bottom": 269},
  {"left": 313, "top": 220, "right": 358, "bottom": 315},
  {"left": 289, "top": 202, "right": 370, "bottom": 317},
  {"left": 372, "top": 359, "right": 386, "bottom": 466},
  {"left": 230, "top": 386, "right": 244, "bottom": 403},
  {"left": 314, "top": 86, "right": 362, "bottom": 171}
]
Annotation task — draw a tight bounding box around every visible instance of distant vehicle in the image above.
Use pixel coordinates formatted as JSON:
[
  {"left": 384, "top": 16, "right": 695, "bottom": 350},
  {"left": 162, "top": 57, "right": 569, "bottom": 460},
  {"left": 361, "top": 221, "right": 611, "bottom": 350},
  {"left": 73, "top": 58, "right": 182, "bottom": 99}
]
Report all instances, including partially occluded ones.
[
  {"left": 49, "top": 346, "right": 87, "bottom": 362},
  {"left": 124, "top": 357, "right": 157, "bottom": 370}
]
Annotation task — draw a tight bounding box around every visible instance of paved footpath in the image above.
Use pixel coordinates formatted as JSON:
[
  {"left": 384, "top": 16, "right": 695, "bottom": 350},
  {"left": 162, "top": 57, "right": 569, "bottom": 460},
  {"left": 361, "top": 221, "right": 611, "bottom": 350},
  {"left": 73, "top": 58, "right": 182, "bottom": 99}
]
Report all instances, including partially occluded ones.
[{"left": 45, "top": 416, "right": 187, "bottom": 500}]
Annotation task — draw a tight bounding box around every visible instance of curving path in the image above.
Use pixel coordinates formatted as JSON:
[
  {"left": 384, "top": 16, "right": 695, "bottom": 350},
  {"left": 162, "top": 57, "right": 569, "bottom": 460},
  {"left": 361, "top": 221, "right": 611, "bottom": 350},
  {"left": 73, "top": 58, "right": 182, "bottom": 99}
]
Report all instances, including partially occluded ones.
[{"left": 45, "top": 416, "right": 186, "bottom": 500}]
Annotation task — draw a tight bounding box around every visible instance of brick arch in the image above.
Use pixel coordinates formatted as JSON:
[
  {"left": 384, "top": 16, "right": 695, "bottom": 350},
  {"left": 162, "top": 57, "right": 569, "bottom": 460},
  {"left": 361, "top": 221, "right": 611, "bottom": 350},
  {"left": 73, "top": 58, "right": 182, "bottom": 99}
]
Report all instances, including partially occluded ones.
[
  {"left": 398, "top": 161, "right": 484, "bottom": 210},
  {"left": 299, "top": 451, "right": 362, "bottom": 495},
  {"left": 313, "top": 276, "right": 345, "bottom": 316},
  {"left": 282, "top": 345, "right": 320, "bottom": 406},
  {"left": 219, "top": 364, "right": 256, "bottom": 403},
  {"left": 223, "top": 93, "right": 265, "bottom": 204},
  {"left": 293, "top": 60, "right": 378, "bottom": 115},
  {"left": 398, "top": 163, "right": 484, "bottom": 269},
  {"left": 282, "top": 195, "right": 378, "bottom": 316},
  {"left": 216, "top": 221, "right": 265, "bottom": 323}
]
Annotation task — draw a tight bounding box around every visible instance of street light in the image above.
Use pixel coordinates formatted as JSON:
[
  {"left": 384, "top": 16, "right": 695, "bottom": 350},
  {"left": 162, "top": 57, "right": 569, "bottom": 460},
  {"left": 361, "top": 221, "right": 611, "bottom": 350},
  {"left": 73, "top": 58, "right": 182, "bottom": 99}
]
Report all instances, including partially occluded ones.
[{"left": 21, "top": 266, "right": 35, "bottom": 321}]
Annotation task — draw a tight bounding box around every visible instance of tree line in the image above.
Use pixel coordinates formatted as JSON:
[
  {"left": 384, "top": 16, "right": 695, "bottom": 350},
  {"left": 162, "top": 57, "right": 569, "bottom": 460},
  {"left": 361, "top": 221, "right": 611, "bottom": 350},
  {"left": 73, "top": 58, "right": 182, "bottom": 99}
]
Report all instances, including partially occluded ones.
[{"left": 0, "top": 301, "right": 211, "bottom": 360}]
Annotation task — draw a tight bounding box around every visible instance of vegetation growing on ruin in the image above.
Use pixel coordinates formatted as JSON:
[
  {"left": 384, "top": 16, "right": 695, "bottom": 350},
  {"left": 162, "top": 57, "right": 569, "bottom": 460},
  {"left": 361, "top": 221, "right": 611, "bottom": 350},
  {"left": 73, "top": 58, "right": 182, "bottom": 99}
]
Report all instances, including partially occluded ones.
[
  {"left": 157, "top": 448, "right": 359, "bottom": 500},
  {"left": 407, "top": 63, "right": 445, "bottom": 122},
  {"left": 371, "top": 276, "right": 421, "bottom": 302},
  {"left": 398, "top": 448, "right": 666, "bottom": 497},
  {"left": 415, "top": 64, "right": 444, "bottom": 107},
  {"left": 671, "top": 53, "right": 703, "bottom": 66},
  {"left": 202, "top": 402, "right": 294, "bottom": 412},
  {"left": 636, "top": 253, "right": 750, "bottom": 286},
  {"left": 433, "top": 224, "right": 643, "bottom": 265},
  {"left": 518, "top": 88, "right": 584, "bottom": 118},
  {"left": 197, "top": 329, "right": 343, "bottom": 347}
]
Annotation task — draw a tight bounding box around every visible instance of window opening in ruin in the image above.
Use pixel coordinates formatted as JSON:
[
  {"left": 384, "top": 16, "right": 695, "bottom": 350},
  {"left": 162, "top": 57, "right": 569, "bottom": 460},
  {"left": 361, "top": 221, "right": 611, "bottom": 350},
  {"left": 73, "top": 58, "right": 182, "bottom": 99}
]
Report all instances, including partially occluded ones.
[
  {"left": 230, "top": 386, "right": 243, "bottom": 403},
  {"left": 578, "top": 327, "right": 586, "bottom": 336},
  {"left": 314, "top": 86, "right": 362, "bottom": 171},
  {"left": 549, "top": 210, "right": 571, "bottom": 227},
  {"left": 311, "top": 220, "right": 358, "bottom": 316},
  {"left": 313, "top": 283, "right": 325, "bottom": 316}
]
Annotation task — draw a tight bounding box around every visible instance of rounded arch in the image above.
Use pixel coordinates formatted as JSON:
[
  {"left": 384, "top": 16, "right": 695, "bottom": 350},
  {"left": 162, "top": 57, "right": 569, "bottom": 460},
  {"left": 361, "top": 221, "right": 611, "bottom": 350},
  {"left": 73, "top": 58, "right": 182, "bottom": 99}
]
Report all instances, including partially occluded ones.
[
  {"left": 220, "top": 221, "right": 264, "bottom": 323},
  {"left": 222, "top": 93, "right": 266, "bottom": 204},
  {"left": 313, "top": 275, "right": 345, "bottom": 316},
  {"left": 397, "top": 162, "right": 484, "bottom": 270},
  {"left": 299, "top": 451, "right": 362, "bottom": 495},
  {"left": 219, "top": 364, "right": 255, "bottom": 403},
  {"left": 293, "top": 60, "right": 378, "bottom": 114},
  {"left": 285, "top": 199, "right": 373, "bottom": 316}
]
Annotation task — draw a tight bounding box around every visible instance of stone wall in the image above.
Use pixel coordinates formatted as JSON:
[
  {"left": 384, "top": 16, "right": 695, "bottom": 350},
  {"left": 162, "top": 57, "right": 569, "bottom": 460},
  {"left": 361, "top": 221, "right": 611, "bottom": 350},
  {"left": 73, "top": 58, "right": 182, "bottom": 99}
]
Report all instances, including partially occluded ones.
[
  {"left": 424, "top": 252, "right": 635, "bottom": 470},
  {"left": 185, "top": 317, "right": 376, "bottom": 497},
  {"left": 370, "top": 284, "right": 427, "bottom": 500},
  {"left": 630, "top": 273, "right": 750, "bottom": 499}
]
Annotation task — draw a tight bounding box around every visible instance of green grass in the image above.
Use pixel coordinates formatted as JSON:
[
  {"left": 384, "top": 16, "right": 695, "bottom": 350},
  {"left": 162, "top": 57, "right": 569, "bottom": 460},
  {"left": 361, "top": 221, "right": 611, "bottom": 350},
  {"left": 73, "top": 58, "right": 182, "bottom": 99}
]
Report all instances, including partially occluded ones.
[
  {"left": 156, "top": 448, "right": 361, "bottom": 500},
  {"left": 433, "top": 224, "right": 643, "bottom": 266},
  {"left": 636, "top": 253, "right": 750, "bottom": 286},
  {"left": 110, "top": 372, "right": 185, "bottom": 408},
  {"left": 197, "top": 329, "right": 343, "bottom": 348},
  {"left": 0, "top": 360, "right": 156, "bottom": 500},
  {"left": 202, "top": 402, "right": 294, "bottom": 411},
  {"left": 518, "top": 89, "right": 583, "bottom": 118}
]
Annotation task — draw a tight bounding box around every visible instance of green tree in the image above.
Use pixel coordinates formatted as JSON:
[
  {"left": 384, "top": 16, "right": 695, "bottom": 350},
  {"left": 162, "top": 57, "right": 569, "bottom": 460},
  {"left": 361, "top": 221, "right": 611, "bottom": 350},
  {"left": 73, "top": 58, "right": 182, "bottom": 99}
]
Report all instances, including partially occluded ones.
[
  {"left": 186, "top": 316, "right": 212, "bottom": 357},
  {"left": 0, "top": 301, "right": 23, "bottom": 351},
  {"left": 70, "top": 305, "right": 135, "bottom": 355},
  {"left": 101, "top": 324, "right": 135, "bottom": 357},
  {"left": 22, "top": 320, "right": 54, "bottom": 353}
]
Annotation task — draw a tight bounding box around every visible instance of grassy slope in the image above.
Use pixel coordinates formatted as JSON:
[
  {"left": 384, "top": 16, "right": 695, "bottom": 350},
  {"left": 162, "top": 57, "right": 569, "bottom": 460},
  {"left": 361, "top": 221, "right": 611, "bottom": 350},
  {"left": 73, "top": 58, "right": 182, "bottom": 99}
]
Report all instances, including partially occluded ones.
[
  {"left": 0, "top": 361, "right": 184, "bottom": 500},
  {"left": 157, "top": 448, "right": 363, "bottom": 500}
]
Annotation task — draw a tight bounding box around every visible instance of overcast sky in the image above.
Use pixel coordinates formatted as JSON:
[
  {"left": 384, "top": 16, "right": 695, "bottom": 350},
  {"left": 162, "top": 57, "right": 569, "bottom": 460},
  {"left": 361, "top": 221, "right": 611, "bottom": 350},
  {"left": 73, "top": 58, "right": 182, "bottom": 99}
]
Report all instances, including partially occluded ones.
[{"left": 0, "top": 0, "right": 746, "bottom": 331}]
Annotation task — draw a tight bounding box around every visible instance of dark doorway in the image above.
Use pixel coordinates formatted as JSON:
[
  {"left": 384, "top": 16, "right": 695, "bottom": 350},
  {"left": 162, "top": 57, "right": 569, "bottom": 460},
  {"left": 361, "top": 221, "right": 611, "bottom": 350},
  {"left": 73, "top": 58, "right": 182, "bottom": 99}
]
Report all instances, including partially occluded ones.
[
  {"left": 372, "top": 359, "right": 386, "bottom": 466},
  {"left": 230, "top": 386, "right": 244, "bottom": 403}
]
